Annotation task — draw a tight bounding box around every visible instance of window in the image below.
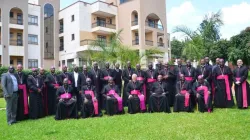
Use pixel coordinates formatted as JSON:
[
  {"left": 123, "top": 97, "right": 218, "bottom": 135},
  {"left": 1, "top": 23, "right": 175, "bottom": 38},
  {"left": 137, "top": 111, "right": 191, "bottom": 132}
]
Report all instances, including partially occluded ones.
[
  {"left": 28, "top": 59, "right": 38, "bottom": 68},
  {"left": 28, "top": 15, "right": 38, "bottom": 25},
  {"left": 10, "top": 60, "right": 14, "bottom": 65},
  {"left": 59, "top": 37, "right": 64, "bottom": 51},
  {"left": 62, "top": 60, "right": 65, "bottom": 66},
  {"left": 28, "top": 34, "right": 38, "bottom": 45},
  {"left": 45, "top": 27, "right": 48, "bottom": 33},
  {"left": 71, "top": 34, "right": 75, "bottom": 41},
  {"left": 46, "top": 42, "right": 48, "bottom": 48},
  {"left": 71, "top": 15, "right": 74, "bottom": 22},
  {"left": 17, "top": 59, "right": 23, "bottom": 65},
  {"left": 109, "top": 19, "right": 112, "bottom": 24},
  {"left": 10, "top": 12, "right": 14, "bottom": 18},
  {"left": 120, "top": 0, "right": 128, "bottom": 4},
  {"left": 97, "top": 35, "right": 106, "bottom": 42},
  {"left": 10, "top": 32, "right": 13, "bottom": 38}
]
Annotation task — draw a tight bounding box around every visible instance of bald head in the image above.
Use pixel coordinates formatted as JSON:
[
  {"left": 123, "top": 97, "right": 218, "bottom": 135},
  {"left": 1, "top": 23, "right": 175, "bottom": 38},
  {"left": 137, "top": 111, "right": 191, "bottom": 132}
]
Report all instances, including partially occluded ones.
[
  {"left": 219, "top": 59, "right": 225, "bottom": 67},
  {"left": 237, "top": 59, "right": 243, "bottom": 67},
  {"left": 132, "top": 74, "right": 137, "bottom": 82},
  {"left": 8, "top": 66, "right": 15, "bottom": 74},
  {"left": 136, "top": 64, "right": 141, "bottom": 70},
  {"left": 17, "top": 64, "right": 23, "bottom": 72}
]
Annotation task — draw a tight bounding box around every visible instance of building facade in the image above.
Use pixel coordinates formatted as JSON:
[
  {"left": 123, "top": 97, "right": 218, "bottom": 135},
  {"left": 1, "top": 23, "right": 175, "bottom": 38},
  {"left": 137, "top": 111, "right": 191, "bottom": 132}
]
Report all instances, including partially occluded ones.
[{"left": 0, "top": 0, "right": 170, "bottom": 69}]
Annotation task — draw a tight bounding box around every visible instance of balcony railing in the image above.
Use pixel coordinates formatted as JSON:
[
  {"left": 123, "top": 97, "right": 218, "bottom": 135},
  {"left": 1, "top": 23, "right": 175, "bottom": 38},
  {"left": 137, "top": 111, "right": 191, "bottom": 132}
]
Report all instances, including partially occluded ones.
[
  {"left": 59, "top": 28, "right": 64, "bottom": 34},
  {"left": 131, "top": 20, "right": 138, "bottom": 26},
  {"left": 145, "top": 21, "right": 163, "bottom": 30},
  {"left": 145, "top": 40, "right": 153, "bottom": 46},
  {"left": 10, "top": 18, "right": 23, "bottom": 25},
  {"left": 158, "top": 42, "right": 164, "bottom": 47},
  {"left": 10, "top": 39, "right": 23, "bottom": 46},
  {"left": 28, "top": 41, "right": 38, "bottom": 45},
  {"left": 132, "top": 39, "right": 139, "bottom": 45},
  {"left": 92, "top": 22, "right": 116, "bottom": 29},
  {"left": 80, "top": 39, "right": 107, "bottom": 47}
]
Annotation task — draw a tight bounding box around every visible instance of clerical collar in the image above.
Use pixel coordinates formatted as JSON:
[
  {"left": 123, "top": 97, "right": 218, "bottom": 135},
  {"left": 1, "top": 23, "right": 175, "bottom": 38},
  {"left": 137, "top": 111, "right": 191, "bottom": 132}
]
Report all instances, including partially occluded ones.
[{"left": 201, "top": 65, "right": 205, "bottom": 68}]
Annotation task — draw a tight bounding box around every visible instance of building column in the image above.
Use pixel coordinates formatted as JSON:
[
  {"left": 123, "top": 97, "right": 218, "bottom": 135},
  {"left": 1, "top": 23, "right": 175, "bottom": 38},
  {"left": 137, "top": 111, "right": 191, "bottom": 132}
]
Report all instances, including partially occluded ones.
[
  {"left": 139, "top": 49, "right": 147, "bottom": 68},
  {"left": 153, "top": 31, "right": 157, "bottom": 47}
]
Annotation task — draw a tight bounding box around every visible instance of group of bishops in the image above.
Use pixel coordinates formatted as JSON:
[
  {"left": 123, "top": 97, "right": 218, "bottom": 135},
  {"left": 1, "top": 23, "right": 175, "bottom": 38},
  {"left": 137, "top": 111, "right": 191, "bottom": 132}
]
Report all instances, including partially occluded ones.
[{"left": 9, "top": 57, "right": 250, "bottom": 122}]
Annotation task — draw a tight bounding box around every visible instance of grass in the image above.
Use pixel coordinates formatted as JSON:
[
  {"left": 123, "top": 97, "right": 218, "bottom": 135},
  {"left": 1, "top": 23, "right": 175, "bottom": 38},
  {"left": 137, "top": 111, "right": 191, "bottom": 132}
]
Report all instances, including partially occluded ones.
[{"left": 0, "top": 98, "right": 250, "bottom": 139}]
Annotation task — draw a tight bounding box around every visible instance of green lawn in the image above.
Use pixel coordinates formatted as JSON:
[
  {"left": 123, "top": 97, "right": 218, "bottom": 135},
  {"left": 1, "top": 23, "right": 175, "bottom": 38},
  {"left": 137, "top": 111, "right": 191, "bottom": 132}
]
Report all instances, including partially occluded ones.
[{"left": 0, "top": 98, "right": 250, "bottom": 139}]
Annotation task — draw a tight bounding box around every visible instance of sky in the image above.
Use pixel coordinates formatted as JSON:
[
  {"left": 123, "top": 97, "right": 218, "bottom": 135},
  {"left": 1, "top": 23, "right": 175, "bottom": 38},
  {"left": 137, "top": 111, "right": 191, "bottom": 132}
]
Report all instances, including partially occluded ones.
[{"left": 60, "top": 0, "right": 250, "bottom": 40}]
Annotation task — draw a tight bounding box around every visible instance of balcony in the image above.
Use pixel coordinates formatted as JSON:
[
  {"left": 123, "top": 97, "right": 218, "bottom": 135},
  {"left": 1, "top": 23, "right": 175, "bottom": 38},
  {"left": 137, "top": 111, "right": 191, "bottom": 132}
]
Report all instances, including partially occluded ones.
[
  {"left": 158, "top": 42, "right": 165, "bottom": 48},
  {"left": 145, "top": 40, "right": 153, "bottom": 46},
  {"left": 10, "top": 39, "right": 23, "bottom": 46},
  {"left": 9, "top": 45, "right": 24, "bottom": 56},
  {"left": 91, "top": 22, "right": 116, "bottom": 34},
  {"left": 145, "top": 21, "right": 163, "bottom": 30},
  {"left": 78, "top": 39, "right": 107, "bottom": 52},
  {"left": 10, "top": 18, "right": 23, "bottom": 25},
  {"left": 132, "top": 39, "right": 139, "bottom": 45},
  {"left": 91, "top": 1, "right": 117, "bottom": 17},
  {"left": 131, "top": 20, "right": 138, "bottom": 26}
]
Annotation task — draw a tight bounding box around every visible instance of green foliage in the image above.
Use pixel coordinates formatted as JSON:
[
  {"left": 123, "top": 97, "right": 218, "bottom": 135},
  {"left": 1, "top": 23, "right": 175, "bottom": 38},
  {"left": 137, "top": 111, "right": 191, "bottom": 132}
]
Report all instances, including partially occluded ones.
[
  {"left": 0, "top": 101, "right": 250, "bottom": 139},
  {"left": 170, "top": 39, "right": 185, "bottom": 59},
  {"left": 172, "top": 11, "right": 224, "bottom": 60},
  {"left": 85, "top": 30, "right": 163, "bottom": 68},
  {"left": 228, "top": 29, "right": 250, "bottom": 65},
  {"left": 210, "top": 39, "right": 231, "bottom": 62}
]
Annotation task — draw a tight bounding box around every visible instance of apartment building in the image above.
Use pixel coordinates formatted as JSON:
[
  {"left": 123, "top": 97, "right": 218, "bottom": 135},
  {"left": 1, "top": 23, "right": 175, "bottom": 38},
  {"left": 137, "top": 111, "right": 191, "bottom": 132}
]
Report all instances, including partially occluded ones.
[{"left": 0, "top": 0, "right": 170, "bottom": 69}]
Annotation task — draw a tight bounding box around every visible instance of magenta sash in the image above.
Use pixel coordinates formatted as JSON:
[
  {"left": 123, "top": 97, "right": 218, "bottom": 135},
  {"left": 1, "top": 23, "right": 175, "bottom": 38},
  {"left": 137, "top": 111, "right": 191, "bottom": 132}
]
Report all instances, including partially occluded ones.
[
  {"left": 147, "top": 78, "right": 156, "bottom": 83},
  {"left": 180, "top": 90, "right": 189, "bottom": 107},
  {"left": 236, "top": 77, "right": 248, "bottom": 107},
  {"left": 53, "top": 84, "right": 60, "bottom": 88},
  {"left": 18, "top": 84, "right": 29, "bottom": 115},
  {"left": 60, "top": 93, "right": 72, "bottom": 99},
  {"left": 130, "top": 90, "right": 146, "bottom": 110},
  {"left": 217, "top": 75, "right": 231, "bottom": 101},
  {"left": 107, "top": 90, "right": 123, "bottom": 112},
  {"left": 197, "top": 86, "right": 209, "bottom": 105},
  {"left": 185, "top": 77, "right": 193, "bottom": 82},
  {"left": 137, "top": 77, "right": 146, "bottom": 101},
  {"left": 104, "top": 76, "right": 112, "bottom": 80},
  {"left": 84, "top": 90, "right": 99, "bottom": 115}
]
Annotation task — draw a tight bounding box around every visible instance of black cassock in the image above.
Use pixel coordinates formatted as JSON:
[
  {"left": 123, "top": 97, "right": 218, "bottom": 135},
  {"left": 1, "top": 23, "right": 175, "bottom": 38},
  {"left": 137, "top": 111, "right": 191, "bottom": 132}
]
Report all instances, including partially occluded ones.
[
  {"left": 55, "top": 86, "right": 77, "bottom": 120},
  {"left": 81, "top": 85, "right": 101, "bottom": 118},
  {"left": 45, "top": 73, "right": 62, "bottom": 115},
  {"left": 39, "top": 74, "right": 48, "bottom": 116},
  {"left": 113, "top": 68, "right": 123, "bottom": 92},
  {"left": 213, "top": 66, "right": 234, "bottom": 108},
  {"left": 192, "top": 81, "right": 212, "bottom": 112},
  {"left": 174, "top": 81, "right": 193, "bottom": 112},
  {"left": 176, "top": 65, "right": 185, "bottom": 81},
  {"left": 89, "top": 69, "right": 102, "bottom": 109},
  {"left": 233, "top": 66, "right": 250, "bottom": 108},
  {"left": 160, "top": 68, "right": 177, "bottom": 107},
  {"left": 14, "top": 72, "right": 29, "bottom": 121},
  {"left": 59, "top": 72, "right": 73, "bottom": 85},
  {"left": 122, "top": 67, "right": 135, "bottom": 106},
  {"left": 100, "top": 68, "right": 114, "bottom": 108},
  {"left": 145, "top": 69, "right": 158, "bottom": 104},
  {"left": 102, "top": 85, "right": 123, "bottom": 116},
  {"left": 77, "top": 72, "right": 90, "bottom": 91},
  {"left": 196, "top": 65, "right": 211, "bottom": 82},
  {"left": 27, "top": 75, "right": 44, "bottom": 119},
  {"left": 126, "top": 81, "right": 146, "bottom": 114},
  {"left": 149, "top": 81, "right": 171, "bottom": 113}
]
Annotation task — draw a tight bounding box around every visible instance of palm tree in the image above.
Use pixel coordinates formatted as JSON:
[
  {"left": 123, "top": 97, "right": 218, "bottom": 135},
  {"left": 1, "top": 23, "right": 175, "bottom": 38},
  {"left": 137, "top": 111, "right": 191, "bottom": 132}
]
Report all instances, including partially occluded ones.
[
  {"left": 83, "top": 30, "right": 164, "bottom": 68},
  {"left": 172, "top": 11, "right": 223, "bottom": 60}
]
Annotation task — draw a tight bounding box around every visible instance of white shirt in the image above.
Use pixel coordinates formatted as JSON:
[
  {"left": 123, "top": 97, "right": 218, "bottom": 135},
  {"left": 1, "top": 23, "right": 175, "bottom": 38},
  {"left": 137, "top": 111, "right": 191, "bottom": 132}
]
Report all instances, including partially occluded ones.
[{"left": 74, "top": 72, "right": 78, "bottom": 87}]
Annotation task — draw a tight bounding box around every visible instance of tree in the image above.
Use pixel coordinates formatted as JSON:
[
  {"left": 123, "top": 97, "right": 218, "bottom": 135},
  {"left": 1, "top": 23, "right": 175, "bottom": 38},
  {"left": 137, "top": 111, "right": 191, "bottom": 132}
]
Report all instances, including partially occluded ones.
[
  {"left": 170, "top": 39, "right": 185, "bottom": 59},
  {"left": 83, "top": 30, "right": 164, "bottom": 68},
  {"left": 209, "top": 39, "right": 231, "bottom": 62},
  {"left": 228, "top": 29, "right": 250, "bottom": 65},
  {"left": 172, "top": 11, "right": 223, "bottom": 60}
]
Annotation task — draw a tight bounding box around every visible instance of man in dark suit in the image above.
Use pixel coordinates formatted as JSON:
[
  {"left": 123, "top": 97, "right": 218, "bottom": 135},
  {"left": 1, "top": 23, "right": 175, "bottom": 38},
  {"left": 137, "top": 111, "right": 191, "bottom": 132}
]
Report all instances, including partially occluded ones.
[
  {"left": 113, "top": 63, "right": 122, "bottom": 92},
  {"left": 1, "top": 66, "right": 19, "bottom": 125}
]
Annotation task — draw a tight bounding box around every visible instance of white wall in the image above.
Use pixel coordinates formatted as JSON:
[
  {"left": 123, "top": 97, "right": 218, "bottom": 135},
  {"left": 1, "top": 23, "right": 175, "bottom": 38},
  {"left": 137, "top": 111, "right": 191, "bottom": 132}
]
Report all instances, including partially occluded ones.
[
  {"left": 28, "top": 4, "right": 41, "bottom": 67},
  {"left": 59, "top": 2, "right": 81, "bottom": 62}
]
